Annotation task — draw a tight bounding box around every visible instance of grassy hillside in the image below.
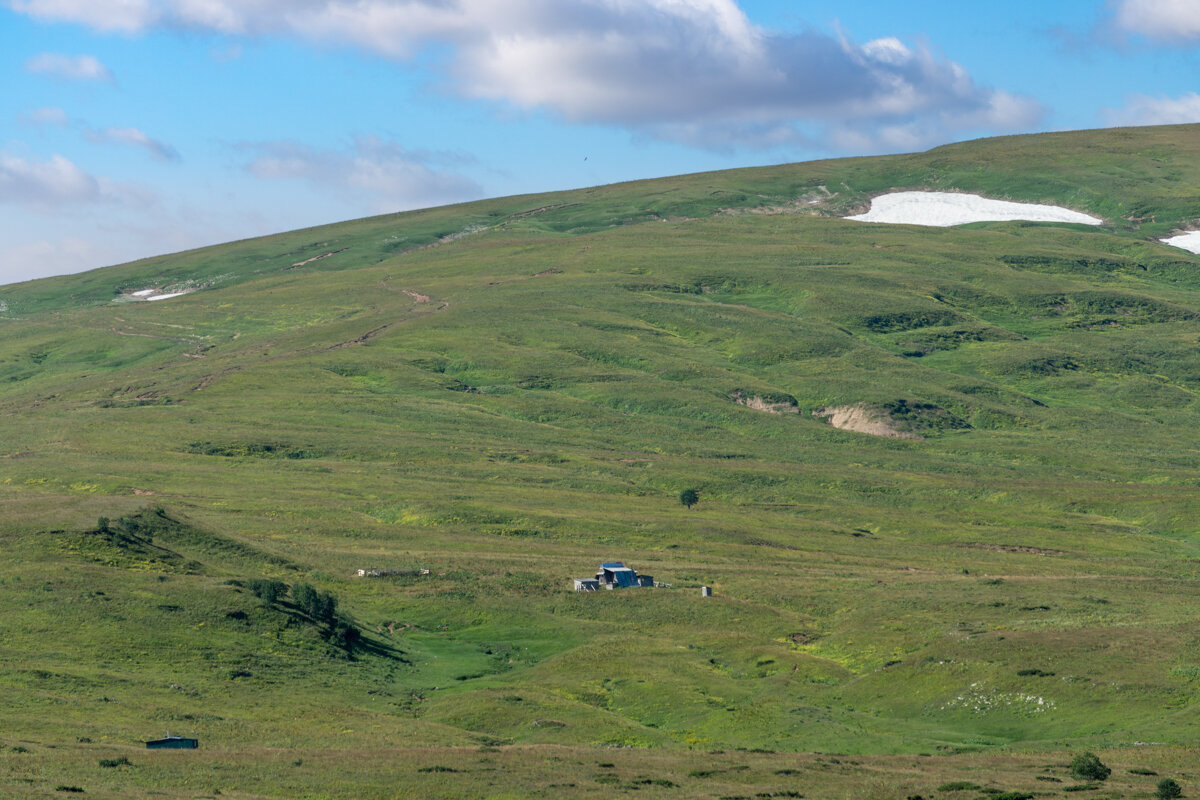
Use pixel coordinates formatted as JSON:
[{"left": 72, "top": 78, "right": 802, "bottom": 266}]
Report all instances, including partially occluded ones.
[{"left": 2, "top": 124, "right": 1200, "bottom": 798}]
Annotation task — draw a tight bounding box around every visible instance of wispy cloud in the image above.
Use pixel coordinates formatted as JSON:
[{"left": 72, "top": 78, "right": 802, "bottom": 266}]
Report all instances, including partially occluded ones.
[
  {"left": 24, "top": 106, "right": 70, "bottom": 126},
  {"left": 23, "top": 107, "right": 180, "bottom": 162},
  {"left": 84, "top": 126, "right": 181, "bottom": 162},
  {"left": 24, "top": 52, "right": 115, "bottom": 82},
  {"left": 241, "top": 136, "right": 482, "bottom": 213},
  {"left": 1103, "top": 92, "right": 1200, "bottom": 126},
  {"left": 8, "top": 0, "right": 1043, "bottom": 153}
]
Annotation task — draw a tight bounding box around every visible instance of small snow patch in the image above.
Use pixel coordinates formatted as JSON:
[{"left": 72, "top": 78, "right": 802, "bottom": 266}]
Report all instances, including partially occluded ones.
[
  {"left": 120, "top": 287, "right": 196, "bottom": 302},
  {"left": 847, "top": 191, "right": 1102, "bottom": 227},
  {"left": 1161, "top": 231, "right": 1200, "bottom": 254}
]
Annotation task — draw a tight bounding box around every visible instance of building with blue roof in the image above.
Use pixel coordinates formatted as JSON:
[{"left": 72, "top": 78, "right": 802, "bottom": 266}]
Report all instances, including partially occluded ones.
[{"left": 573, "top": 561, "right": 654, "bottom": 591}]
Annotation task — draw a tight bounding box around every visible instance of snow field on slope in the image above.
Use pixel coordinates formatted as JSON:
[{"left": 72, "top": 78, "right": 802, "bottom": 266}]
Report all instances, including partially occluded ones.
[{"left": 847, "top": 191, "right": 1103, "bottom": 227}]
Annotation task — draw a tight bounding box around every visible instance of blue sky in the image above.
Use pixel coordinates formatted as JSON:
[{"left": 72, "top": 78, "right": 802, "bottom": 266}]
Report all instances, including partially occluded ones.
[{"left": 2, "top": 0, "right": 1199, "bottom": 285}]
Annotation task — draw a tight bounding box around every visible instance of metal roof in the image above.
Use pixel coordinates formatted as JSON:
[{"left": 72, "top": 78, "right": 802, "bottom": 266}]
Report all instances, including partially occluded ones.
[
  {"left": 601, "top": 562, "right": 624, "bottom": 568},
  {"left": 612, "top": 570, "right": 638, "bottom": 587}
]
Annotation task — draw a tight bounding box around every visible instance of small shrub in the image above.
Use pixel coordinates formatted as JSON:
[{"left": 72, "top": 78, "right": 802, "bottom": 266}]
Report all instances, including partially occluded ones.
[
  {"left": 1063, "top": 785, "right": 1100, "bottom": 792},
  {"left": 417, "top": 766, "right": 458, "bottom": 773},
  {"left": 1156, "top": 779, "right": 1183, "bottom": 800},
  {"left": 55, "top": 787, "right": 85, "bottom": 793},
  {"left": 1070, "top": 753, "right": 1111, "bottom": 782},
  {"left": 1130, "top": 769, "right": 1160, "bottom": 776},
  {"left": 938, "top": 782, "right": 981, "bottom": 792},
  {"left": 11, "top": 745, "right": 29, "bottom": 753},
  {"left": 98, "top": 756, "right": 130, "bottom": 768},
  {"left": 1017, "top": 668, "right": 1055, "bottom": 677}
]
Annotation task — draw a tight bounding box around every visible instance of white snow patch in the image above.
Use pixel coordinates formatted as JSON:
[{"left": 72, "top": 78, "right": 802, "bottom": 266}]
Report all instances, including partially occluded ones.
[
  {"left": 130, "top": 289, "right": 155, "bottom": 297},
  {"left": 1161, "top": 231, "right": 1200, "bottom": 254},
  {"left": 145, "top": 291, "right": 190, "bottom": 301},
  {"left": 847, "top": 191, "right": 1103, "bottom": 227}
]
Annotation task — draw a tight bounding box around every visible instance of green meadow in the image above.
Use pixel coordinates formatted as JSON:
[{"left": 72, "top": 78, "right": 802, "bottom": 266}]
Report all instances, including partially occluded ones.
[{"left": 2, "top": 124, "right": 1200, "bottom": 798}]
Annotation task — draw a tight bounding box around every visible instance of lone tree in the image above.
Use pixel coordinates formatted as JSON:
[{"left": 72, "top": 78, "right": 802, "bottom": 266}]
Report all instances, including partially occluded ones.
[
  {"left": 678, "top": 488, "right": 699, "bottom": 509},
  {"left": 1156, "top": 779, "right": 1183, "bottom": 800},
  {"left": 1069, "top": 752, "right": 1111, "bottom": 782}
]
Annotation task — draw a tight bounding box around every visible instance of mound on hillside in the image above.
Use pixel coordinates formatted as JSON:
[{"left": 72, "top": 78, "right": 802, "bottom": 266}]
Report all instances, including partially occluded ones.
[
  {"left": 731, "top": 390, "right": 800, "bottom": 414},
  {"left": 814, "top": 400, "right": 970, "bottom": 439},
  {"left": 814, "top": 403, "right": 923, "bottom": 439}
]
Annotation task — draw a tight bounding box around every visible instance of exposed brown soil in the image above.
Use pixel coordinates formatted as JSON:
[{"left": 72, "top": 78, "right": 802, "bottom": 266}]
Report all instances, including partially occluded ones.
[
  {"left": 814, "top": 403, "right": 922, "bottom": 439},
  {"left": 290, "top": 249, "right": 347, "bottom": 268},
  {"left": 731, "top": 391, "right": 799, "bottom": 414}
]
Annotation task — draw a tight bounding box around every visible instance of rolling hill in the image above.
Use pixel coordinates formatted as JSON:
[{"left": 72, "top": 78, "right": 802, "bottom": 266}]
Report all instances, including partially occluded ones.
[{"left": 3, "top": 124, "right": 1200, "bottom": 799}]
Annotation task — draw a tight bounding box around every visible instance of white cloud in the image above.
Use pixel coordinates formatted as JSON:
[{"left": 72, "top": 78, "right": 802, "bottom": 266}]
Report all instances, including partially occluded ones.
[
  {"left": 1103, "top": 92, "right": 1200, "bottom": 126},
  {"left": 9, "top": 0, "right": 154, "bottom": 33},
  {"left": 8, "top": 0, "right": 1043, "bottom": 152},
  {"left": 0, "top": 152, "right": 101, "bottom": 206},
  {"left": 0, "top": 150, "right": 159, "bottom": 212},
  {"left": 84, "top": 126, "right": 181, "bottom": 162},
  {"left": 24, "top": 52, "right": 115, "bottom": 82},
  {"left": 242, "top": 136, "right": 482, "bottom": 213},
  {"left": 1111, "top": 0, "right": 1200, "bottom": 43}
]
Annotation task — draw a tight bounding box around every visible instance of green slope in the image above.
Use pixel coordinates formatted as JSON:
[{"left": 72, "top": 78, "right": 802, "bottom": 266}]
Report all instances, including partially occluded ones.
[{"left": 3, "top": 124, "right": 1200, "bottom": 798}]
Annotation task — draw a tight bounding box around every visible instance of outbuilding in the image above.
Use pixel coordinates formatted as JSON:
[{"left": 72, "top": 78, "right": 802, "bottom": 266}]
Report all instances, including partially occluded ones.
[
  {"left": 145, "top": 736, "right": 198, "bottom": 749},
  {"left": 597, "top": 562, "right": 639, "bottom": 588},
  {"left": 572, "top": 562, "right": 655, "bottom": 591}
]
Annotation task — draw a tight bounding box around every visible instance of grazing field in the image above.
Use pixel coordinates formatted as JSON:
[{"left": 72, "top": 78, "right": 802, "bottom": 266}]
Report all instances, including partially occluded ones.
[{"left": 2, "top": 124, "right": 1200, "bottom": 798}]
